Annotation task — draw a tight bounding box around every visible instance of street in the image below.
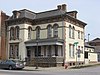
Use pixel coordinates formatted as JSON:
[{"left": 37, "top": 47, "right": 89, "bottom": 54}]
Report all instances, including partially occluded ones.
[{"left": 0, "top": 66, "right": 100, "bottom": 75}]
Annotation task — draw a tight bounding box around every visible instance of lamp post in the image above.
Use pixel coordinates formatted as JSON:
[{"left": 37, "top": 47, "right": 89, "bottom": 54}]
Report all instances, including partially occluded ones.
[
  {"left": 74, "top": 42, "right": 79, "bottom": 67},
  {"left": 35, "top": 40, "right": 38, "bottom": 69},
  {"left": 88, "top": 34, "right": 90, "bottom": 42}
]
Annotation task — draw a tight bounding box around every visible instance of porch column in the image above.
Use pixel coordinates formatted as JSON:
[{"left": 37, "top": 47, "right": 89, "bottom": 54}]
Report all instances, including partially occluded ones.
[
  {"left": 47, "top": 45, "right": 51, "bottom": 57},
  {"left": 61, "top": 46, "right": 63, "bottom": 56}
]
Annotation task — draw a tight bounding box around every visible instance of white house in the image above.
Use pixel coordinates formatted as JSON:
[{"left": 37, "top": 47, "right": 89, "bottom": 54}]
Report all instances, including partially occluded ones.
[{"left": 6, "top": 4, "right": 87, "bottom": 67}]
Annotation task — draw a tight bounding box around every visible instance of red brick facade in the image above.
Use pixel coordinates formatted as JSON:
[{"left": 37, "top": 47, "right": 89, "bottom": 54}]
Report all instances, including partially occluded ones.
[{"left": 0, "top": 11, "right": 9, "bottom": 59}]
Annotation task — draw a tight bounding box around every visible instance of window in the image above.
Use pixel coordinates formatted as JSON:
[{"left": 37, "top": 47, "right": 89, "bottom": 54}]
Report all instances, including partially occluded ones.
[
  {"left": 81, "top": 46, "right": 83, "bottom": 53},
  {"left": 36, "top": 26, "right": 40, "bottom": 39},
  {"left": 15, "top": 26, "right": 20, "bottom": 39},
  {"left": 28, "top": 27, "right": 32, "bottom": 39},
  {"left": 9, "top": 44, "right": 19, "bottom": 59},
  {"left": 69, "top": 44, "right": 75, "bottom": 58},
  {"left": 10, "top": 27, "right": 14, "bottom": 40},
  {"left": 72, "top": 26, "right": 75, "bottom": 39},
  {"left": 85, "top": 51, "right": 88, "bottom": 58},
  {"left": 47, "top": 25, "right": 52, "bottom": 38},
  {"left": 81, "top": 32, "right": 84, "bottom": 40},
  {"left": 72, "top": 45, "right": 75, "bottom": 57},
  {"left": 53, "top": 24, "right": 58, "bottom": 37},
  {"left": 78, "top": 30, "right": 80, "bottom": 39},
  {"left": 69, "top": 44, "right": 71, "bottom": 57},
  {"left": 9, "top": 45, "right": 13, "bottom": 58},
  {"left": 15, "top": 45, "right": 19, "bottom": 58},
  {"left": 69, "top": 25, "right": 71, "bottom": 38}
]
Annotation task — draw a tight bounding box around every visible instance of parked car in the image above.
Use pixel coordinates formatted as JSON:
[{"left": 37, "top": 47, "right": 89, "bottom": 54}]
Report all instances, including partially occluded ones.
[{"left": 0, "top": 59, "right": 24, "bottom": 70}]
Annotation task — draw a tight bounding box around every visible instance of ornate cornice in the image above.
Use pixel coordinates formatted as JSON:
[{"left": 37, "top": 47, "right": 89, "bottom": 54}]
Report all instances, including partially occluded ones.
[
  {"left": 6, "top": 18, "right": 33, "bottom": 26},
  {"left": 33, "top": 15, "right": 86, "bottom": 28},
  {"left": 6, "top": 14, "right": 86, "bottom": 28}
]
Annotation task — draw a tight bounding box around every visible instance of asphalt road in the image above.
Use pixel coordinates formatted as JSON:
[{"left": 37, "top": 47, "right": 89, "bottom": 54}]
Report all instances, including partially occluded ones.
[{"left": 0, "top": 66, "right": 100, "bottom": 75}]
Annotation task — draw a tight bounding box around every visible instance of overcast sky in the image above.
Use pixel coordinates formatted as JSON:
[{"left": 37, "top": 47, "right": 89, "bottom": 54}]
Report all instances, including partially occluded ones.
[{"left": 0, "top": 0, "right": 100, "bottom": 40}]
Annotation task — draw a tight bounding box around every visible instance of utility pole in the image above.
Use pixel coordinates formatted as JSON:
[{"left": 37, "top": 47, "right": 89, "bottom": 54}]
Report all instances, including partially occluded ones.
[
  {"left": 35, "top": 40, "right": 38, "bottom": 69},
  {"left": 88, "top": 34, "right": 90, "bottom": 42},
  {"left": 74, "top": 42, "right": 79, "bottom": 67}
]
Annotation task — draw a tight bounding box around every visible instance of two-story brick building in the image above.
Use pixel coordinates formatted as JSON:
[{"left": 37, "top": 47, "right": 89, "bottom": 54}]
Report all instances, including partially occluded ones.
[{"left": 6, "top": 4, "right": 87, "bottom": 67}]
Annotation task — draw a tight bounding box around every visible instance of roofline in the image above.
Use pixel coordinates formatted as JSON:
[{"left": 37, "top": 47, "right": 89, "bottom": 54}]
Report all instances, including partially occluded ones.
[
  {"left": 85, "top": 46, "right": 95, "bottom": 49},
  {"left": 36, "top": 9, "right": 59, "bottom": 14},
  {"left": 66, "top": 14, "right": 87, "bottom": 26}
]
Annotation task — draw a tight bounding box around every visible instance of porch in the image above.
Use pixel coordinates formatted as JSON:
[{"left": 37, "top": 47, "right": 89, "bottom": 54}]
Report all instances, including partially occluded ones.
[
  {"left": 26, "top": 57, "right": 64, "bottom": 67},
  {"left": 25, "top": 38, "right": 64, "bottom": 67}
]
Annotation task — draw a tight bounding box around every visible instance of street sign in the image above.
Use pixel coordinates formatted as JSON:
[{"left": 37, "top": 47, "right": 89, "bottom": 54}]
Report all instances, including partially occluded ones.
[{"left": 74, "top": 42, "right": 79, "bottom": 45}]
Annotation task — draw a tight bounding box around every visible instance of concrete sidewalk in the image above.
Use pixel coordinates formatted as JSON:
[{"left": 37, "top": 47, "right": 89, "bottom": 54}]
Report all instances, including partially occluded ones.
[
  {"left": 23, "top": 62, "right": 100, "bottom": 71},
  {"left": 23, "top": 66, "right": 66, "bottom": 71}
]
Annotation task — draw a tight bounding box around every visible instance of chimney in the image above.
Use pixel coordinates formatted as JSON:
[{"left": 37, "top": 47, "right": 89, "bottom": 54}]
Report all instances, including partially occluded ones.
[
  {"left": 57, "top": 5, "right": 62, "bottom": 10},
  {"left": 13, "top": 10, "right": 20, "bottom": 18},
  {"left": 62, "top": 4, "right": 67, "bottom": 11}
]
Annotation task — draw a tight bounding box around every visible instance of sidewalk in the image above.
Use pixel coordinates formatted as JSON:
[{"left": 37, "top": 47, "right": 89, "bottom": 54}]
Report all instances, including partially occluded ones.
[
  {"left": 69, "top": 62, "right": 100, "bottom": 69},
  {"left": 23, "top": 62, "right": 100, "bottom": 71},
  {"left": 23, "top": 66, "right": 66, "bottom": 71}
]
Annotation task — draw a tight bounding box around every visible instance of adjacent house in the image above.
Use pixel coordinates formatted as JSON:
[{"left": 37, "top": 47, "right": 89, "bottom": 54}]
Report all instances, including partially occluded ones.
[
  {"left": 0, "top": 11, "right": 9, "bottom": 60},
  {"left": 6, "top": 4, "right": 87, "bottom": 67},
  {"left": 88, "top": 38, "right": 100, "bottom": 62},
  {"left": 85, "top": 43, "right": 98, "bottom": 64}
]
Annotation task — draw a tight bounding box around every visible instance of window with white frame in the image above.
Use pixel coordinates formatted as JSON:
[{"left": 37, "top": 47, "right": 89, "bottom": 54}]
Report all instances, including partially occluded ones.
[
  {"left": 69, "top": 44, "right": 71, "bottom": 57},
  {"left": 78, "top": 30, "right": 80, "bottom": 39},
  {"left": 81, "top": 46, "right": 83, "bottom": 53},
  {"left": 81, "top": 31, "right": 84, "bottom": 40},
  {"left": 28, "top": 27, "right": 32, "bottom": 39},
  {"left": 15, "top": 45, "right": 19, "bottom": 58},
  {"left": 69, "top": 44, "right": 75, "bottom": 58},
  {"left": 9, "top": 44, "right": 19, "bottom": 59},
  {"left": 72, "top": 45, "right": 75, "bottom": 57},
  {"left": 53, "top": 24, "right": 58, "bottom": 37},
  {"left": 36, "top": 26, "right": 40, "bottom": 39},
  {"left": 10, "top": 27, "right": 14, "bottom": 40},
  {"left": 15, "top": 26, "right": 20, "bottom": 39},
  {"left": 72, "top": 26, "right": 75, "bottom": 39},
  {"left": 9, "top": 45, "right": 13, "bottom": 58},
  {"left": 47, "top": 25, "right": 52, "bottom": 38}
]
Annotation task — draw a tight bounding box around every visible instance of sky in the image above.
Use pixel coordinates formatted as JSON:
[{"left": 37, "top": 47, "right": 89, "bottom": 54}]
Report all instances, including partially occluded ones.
[{"left": 0, "top": 0, "right": 100, "bottom": 41}]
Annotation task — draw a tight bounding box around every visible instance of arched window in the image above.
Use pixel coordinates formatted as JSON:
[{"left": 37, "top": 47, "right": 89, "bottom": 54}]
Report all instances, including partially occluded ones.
[
  {"left": 69, "top": 25, "right": 71, "bottom": 38},
  {"left": 15, "top": 26, "right": 20, "bottom": 39},
  {"left": 47, "top": 24, "right": 52, "bottom": 38},
  {"left": 36, "top": 26, "right": 40, "bottom": 39},
  {"left": 28, "top": 27, "right": 32, "bottom": 39},
  {"left": 10, "top": 27, "right": 14, "bottom": 40},
  {"left": 53, "top": 24, "right": 58, "bottom": 37},
  {"left": 72, "top": 26, "right": 75, "bottom": 39}
]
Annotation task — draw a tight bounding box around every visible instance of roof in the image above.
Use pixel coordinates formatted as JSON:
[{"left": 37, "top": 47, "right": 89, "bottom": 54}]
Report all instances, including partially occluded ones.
[
  {"left": 89, "top": 38, "right": 100, "bottom": 43},
  {"left": 25, "top": 38, "right": 64, "bottom": 43},
  {"left": 35, "top": 9, "right": 66, "bottom": 19},
  {"left": 85, "top": 42, "right": 95, "bottom": 49},
  {"left": 7, "top": 9, "right": 36, "bottom": 20},
  {"left": 7, "top": 8, "right": 86, "bottom": 25}
]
